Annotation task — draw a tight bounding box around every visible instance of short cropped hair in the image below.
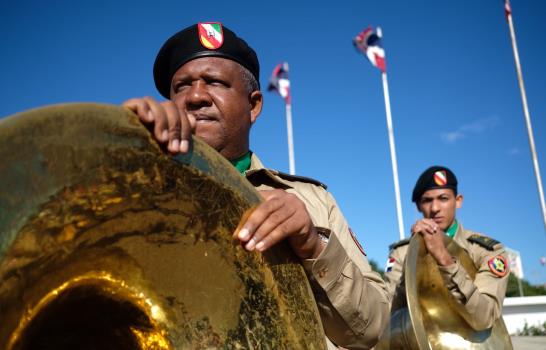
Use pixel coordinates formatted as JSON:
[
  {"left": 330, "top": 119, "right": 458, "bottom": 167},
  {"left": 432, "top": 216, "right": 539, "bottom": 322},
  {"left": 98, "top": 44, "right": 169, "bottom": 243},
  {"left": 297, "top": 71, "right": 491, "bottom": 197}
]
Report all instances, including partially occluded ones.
[{"left": 238, "top": 64, "right": 260, "bottom": 94}]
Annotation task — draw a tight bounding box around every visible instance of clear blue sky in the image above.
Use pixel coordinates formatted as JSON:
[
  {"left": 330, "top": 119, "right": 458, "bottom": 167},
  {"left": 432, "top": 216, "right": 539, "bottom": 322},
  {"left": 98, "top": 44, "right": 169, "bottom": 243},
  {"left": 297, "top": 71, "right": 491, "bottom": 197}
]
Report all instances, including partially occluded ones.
[{"left": 2, "top": 1, "right": 545, "bottom": 285}]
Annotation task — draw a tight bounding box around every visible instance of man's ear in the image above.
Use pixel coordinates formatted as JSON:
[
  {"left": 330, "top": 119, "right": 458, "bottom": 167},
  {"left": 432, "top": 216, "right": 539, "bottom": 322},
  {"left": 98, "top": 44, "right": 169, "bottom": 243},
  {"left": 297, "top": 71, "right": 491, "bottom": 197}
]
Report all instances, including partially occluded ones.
[
  {"left": 416, "top": 203, "right": 423, "bottom": 213},
  {"left": 249, "top": 91, "right": 263, "bottom": 124},
  {"left": 455, "top": 194, "right": 464, "bottom": 209}
]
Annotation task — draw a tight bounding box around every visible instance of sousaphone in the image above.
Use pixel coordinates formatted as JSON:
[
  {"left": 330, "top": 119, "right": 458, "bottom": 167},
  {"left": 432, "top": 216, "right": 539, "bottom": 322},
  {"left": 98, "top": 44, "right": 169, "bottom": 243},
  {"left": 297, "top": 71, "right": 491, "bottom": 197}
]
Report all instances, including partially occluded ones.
[
  {"left": 0, "top": 104, "right": 326, "bottom": 349},
  {"left": 376, "top": 234, "right": 513, "bottom": 349}
]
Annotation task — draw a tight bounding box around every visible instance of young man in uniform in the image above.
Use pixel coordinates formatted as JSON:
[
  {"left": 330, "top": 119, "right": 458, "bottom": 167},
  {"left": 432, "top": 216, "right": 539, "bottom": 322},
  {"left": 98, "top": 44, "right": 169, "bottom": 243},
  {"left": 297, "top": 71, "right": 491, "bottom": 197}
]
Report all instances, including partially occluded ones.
[
  {"left": 384, "top": 166, "right": 509, "bottom": 330},
  {"left": 123, "top": 22, "right": 389, "bottom": 349}
]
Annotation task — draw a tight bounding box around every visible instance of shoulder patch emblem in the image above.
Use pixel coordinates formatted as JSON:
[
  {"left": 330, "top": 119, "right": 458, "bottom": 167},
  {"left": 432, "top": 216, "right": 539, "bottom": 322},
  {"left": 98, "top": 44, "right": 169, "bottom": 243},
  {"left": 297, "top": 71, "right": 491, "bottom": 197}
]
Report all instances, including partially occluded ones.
[
  {"left": 349, "top": 228, "right": 366, "bottom": 256},
  {"left": 273, "top": 170, "right": 327, "bottom": 189},
  {"left": 385, "top": 257, "right": 395, "bottom": 273},
  {"left": 467, "top": 234, "right": 501, "bottom": 251},
  {"left": 389, "top": 238, "right": 410, "bottom": 251},
  {"left": 488, "top": 255, "right": 508, "bottom": 277}
]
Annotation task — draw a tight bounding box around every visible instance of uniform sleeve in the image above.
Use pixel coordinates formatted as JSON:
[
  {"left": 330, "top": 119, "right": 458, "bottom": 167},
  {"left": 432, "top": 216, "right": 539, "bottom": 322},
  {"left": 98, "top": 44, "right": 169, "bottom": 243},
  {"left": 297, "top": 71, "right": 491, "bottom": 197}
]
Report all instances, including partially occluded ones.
[
  {"left": 302, "top": 191, "right": 390, "bottom": 350},
  {"left": 437, "top": 247, "right": 509, "bottom": 330},
  {"left": 383, "top": 247, "right": 405, "bottom": 301}
]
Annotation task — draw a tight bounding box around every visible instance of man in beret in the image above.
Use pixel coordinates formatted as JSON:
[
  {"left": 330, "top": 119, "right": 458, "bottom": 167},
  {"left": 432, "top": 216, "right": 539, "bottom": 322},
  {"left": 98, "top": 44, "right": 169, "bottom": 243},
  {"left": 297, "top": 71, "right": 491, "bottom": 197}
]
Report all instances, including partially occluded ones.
[
  {"left": 384, "top": 166, "right": 509, "bottom": 330},
  {"left": 123, "top": 22, "right": 389, "bottom": 349}
]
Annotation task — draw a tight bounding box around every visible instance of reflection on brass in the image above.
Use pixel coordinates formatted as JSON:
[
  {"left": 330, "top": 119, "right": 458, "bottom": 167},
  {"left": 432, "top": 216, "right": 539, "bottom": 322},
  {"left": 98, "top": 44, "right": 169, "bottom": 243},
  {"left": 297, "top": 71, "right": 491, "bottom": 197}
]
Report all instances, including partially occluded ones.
[
  {"left": 377, "top": 235, "right": 513, "bottom": 350},
  {"left": 0, "top": 104, "right": 326, "bottom": 349},
  {"left": 8, "top": 272, "right": 171, "bottom": 350}
]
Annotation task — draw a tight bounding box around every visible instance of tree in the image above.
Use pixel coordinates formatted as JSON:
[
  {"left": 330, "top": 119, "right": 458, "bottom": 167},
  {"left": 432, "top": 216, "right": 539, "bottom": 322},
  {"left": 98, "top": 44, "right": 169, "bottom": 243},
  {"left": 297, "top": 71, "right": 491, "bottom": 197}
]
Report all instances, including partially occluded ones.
[
  {"left": 506, "top": 274, "right": 546, "bottom": 297},
  {"left": 369, "top": 259, "right": 384, "bottom": 278}
]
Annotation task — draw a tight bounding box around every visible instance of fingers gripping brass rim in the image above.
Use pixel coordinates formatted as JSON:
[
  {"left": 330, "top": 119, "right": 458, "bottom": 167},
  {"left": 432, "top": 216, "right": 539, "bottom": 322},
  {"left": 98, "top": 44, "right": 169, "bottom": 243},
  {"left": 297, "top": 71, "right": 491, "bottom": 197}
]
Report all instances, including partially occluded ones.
[{"left": 0, "top": 104, "right": 326, "bottom": 349}]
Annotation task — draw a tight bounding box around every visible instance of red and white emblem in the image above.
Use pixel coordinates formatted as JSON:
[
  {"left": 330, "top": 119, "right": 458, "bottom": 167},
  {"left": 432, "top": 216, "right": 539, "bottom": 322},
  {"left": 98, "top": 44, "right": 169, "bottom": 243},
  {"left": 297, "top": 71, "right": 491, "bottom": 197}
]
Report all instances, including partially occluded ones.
[
  {"left": 198, "top": 22, "right": 224, "bottom": 50},
  {"left": 433, "top": 170, "right": 447, "bottom": 186}
]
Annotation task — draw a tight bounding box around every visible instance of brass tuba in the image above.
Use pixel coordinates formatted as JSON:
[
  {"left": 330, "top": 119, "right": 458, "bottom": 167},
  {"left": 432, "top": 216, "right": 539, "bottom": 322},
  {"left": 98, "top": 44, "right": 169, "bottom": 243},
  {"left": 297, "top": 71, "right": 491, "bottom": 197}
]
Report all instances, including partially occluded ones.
[
  {"left": 376, "top": 234, "right": 513, "bottom": 350},
  {"left": 0, "top": 104, "right": 326, "bottom": 349}
]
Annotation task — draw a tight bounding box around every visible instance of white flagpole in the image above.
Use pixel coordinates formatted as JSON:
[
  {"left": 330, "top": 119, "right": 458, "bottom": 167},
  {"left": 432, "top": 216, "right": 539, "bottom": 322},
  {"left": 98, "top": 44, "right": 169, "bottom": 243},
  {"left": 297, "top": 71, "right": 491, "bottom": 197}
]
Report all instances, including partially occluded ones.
[
  {"left": 285, "top": 102, "right": 296, "bottom": 175},
  {"left": 505, "top": 1, "right": 546, "bottom": 233},
  {"left": 381, "top": 71, "right": 405, "bottom": 240}
]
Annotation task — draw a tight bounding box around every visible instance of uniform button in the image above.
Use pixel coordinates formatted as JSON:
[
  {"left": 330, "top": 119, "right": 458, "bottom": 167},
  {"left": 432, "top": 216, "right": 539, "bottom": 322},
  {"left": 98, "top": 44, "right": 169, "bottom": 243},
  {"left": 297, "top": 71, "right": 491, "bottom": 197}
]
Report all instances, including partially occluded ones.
[{"left": 318, "top": 268, "right": 328, "bottom": 278}]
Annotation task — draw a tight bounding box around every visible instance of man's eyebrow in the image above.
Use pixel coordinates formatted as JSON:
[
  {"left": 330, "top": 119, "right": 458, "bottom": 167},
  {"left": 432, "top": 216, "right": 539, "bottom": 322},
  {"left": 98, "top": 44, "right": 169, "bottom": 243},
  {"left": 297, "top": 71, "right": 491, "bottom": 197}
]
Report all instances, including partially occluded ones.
[
  {"left": 171, "top": 72, "right": 190, "bottom": 82},
  {"left": 201, "top": 70, "right": 225, "bottom": 78},
  {"left": 173, "top": 69, "right": 224, "bottom": 80}
]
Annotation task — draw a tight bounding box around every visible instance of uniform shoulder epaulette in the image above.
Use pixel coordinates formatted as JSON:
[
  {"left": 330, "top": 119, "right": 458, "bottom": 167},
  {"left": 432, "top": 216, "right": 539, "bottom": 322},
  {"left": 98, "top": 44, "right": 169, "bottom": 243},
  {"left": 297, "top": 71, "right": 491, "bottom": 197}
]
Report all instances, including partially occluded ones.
[
  {"left": 467, "top": 233, "right": 502, "bottom": 251},
  {"left": 270, "top": 170, "right": 327, "bottom": 189},
  {"left": 389, "top": 238, "right": 410, "bottom": 251}
]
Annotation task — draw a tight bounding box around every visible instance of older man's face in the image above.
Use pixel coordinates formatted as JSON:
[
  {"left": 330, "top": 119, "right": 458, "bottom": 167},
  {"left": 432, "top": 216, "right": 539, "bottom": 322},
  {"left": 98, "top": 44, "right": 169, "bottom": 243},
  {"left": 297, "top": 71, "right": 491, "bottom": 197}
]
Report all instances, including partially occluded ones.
[{"left": 170, "top": 57, "right": 261, "bottom": 159}]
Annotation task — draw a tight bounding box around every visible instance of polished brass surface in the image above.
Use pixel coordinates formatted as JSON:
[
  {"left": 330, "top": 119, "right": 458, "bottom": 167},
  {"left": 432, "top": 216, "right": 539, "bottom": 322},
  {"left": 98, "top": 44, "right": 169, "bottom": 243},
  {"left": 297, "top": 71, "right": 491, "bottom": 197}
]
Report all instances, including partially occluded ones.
[
  {"left": 377, "top": 235, "right": 513, "bottom": 350},
  {"left": 0, "top": 104, "right": 326, "bottom": 349}
]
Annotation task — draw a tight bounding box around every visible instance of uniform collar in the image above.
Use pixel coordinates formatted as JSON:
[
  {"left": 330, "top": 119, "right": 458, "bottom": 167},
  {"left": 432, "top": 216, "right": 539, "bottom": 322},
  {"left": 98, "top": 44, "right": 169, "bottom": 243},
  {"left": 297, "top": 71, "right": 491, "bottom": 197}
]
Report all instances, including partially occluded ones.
[
  {"left": 229, "top": 151, "right": 252, "bottom": 175},
  {"left": 247, "top": 152, "right": 265, "bottom": 172},
  {"left": 445, "top": 219, "right": 459, "bottom": 238},
  {"left": 244, "top": 153, "right": 294, "bottom": 189}
]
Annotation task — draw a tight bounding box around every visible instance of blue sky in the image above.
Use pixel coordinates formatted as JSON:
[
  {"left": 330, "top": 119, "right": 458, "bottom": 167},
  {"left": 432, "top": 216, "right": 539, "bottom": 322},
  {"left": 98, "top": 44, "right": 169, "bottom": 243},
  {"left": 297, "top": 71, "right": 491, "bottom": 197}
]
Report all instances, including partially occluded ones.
[{"left": 2, "top": 1, "right": 545, "bottom": 285}]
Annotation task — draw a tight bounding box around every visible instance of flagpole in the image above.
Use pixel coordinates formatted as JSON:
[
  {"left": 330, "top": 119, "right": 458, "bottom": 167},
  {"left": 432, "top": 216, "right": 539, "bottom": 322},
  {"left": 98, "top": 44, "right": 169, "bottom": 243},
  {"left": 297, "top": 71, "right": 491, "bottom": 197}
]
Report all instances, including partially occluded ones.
[
  {"left": 505, "top": 1, "right": 546, "bottom": 233},
  {"left": 285, "top": 102, "right": 296, "bottom": 175},
  {"left": 381, "top": 71, "right": 405, "bottom": 240}
]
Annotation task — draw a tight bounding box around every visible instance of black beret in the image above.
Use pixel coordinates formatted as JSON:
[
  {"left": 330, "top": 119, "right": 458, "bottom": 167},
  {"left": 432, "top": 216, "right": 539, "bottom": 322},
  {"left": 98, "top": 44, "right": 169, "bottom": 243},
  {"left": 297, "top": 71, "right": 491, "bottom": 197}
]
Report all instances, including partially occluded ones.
[
  {"left": 153, "top": 22, "right": 260, "bottom": 99},
  {"left": 412, "top": 166, "right": 458, "bottom": 202}
]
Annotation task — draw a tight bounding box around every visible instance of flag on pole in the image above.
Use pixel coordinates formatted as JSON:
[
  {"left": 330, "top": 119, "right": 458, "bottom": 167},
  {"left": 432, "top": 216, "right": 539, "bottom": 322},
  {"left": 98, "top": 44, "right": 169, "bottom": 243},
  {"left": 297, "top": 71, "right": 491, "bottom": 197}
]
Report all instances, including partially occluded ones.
[
  {"left": 267, "top": 62, "right": 296, "bottom": 174},
  {"left": 504, "top": 0, "right": 512, "bottom": 20},
  {"left": 268, "top": 62, "right": 291, "bottom": 104},
  {"left": 353, "top": 26, "right": 386, "bottom": 72},
  {"left": 505, "top": 247, "right": 524, "bottom": 279},
  {"left": 502, "top": 0, "right": 546, "bottom": 234},
  {"left": 353, "top": 25, "right": 405, "bottom": 239}
]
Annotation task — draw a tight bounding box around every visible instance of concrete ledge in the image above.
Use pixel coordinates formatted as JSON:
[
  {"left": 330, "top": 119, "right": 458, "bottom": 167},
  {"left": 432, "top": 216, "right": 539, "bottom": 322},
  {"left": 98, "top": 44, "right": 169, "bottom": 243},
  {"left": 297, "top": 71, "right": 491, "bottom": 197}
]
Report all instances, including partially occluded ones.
[
  {"left": 510, "top": 336, "right": 546, "bottom": 350},
  {"left": 503, "top": 296, "right": 546, "bottom": 335}
]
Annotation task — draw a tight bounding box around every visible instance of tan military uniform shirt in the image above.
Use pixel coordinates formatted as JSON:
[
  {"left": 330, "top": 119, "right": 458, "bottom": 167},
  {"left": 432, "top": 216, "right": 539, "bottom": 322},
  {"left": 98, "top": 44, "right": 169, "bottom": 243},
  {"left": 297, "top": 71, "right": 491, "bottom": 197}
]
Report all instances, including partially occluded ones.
[
  {"left": 384, "top": 223, "right": 509, "bottom": 330},
  {"left": 246, "top": 154, "right": 389, "bottom": 350}
]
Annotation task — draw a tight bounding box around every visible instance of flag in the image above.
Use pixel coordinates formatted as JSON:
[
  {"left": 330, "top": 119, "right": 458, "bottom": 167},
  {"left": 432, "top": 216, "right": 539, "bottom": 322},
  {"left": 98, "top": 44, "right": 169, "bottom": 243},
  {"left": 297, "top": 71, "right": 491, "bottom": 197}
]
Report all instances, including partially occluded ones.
[
  {"left": 353, "top": 26, "right": 386, "bottom": 73},
  {"left": 505, "top": 247, "right": 524, "bottom": 279},
  {"left": 504, "top": 0, "right": 512, "bottom": 20},
  {"left": 268, "top": 62, "right": 291, "bottom": 104}
]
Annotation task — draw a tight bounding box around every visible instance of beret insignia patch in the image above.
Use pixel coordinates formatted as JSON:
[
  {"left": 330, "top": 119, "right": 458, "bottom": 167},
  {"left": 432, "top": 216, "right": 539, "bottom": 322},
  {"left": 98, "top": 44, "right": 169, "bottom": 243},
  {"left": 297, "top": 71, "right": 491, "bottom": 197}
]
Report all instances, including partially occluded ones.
[
  {"left": 488, "top": 255, "right": 508, "bottom": 277},
  {"left": 198, "top": 22, "right": 224, "bottom": 50},
  {"left": 433, "top": 170, "right": 447, "bottom": 186}
]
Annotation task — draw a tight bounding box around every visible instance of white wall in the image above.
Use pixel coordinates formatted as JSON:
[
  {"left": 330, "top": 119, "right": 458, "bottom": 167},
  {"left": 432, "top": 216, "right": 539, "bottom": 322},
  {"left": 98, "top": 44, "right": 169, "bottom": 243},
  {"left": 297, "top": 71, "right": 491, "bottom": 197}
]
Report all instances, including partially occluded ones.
[{"left": 503, "top": 296, "right": 546, "bottom": 334}]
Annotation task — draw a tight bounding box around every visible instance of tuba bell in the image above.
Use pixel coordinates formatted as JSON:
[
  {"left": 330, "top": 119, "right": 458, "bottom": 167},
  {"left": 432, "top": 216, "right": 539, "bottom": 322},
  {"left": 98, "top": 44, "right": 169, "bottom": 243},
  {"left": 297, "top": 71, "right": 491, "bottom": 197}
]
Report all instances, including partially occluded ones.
[
  {"left": 0, "top": 104, "right": 326, "bottom": 349},
  {"left": 376, "top": 234, "right": 513, "bottom": 350}
]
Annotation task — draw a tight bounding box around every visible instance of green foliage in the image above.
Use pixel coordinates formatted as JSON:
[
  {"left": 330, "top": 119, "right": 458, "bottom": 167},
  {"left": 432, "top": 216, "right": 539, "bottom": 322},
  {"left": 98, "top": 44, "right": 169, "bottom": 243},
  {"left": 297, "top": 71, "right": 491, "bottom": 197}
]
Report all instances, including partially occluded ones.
[
  {"left": 369, "top": 259, "right": 385, "bottom": 278},
  {"left": 506, "top": 274, "right": 546, "bottom": 297},
  {"left": 516, "top": 321, "right": 546, "bottom": 336}
]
